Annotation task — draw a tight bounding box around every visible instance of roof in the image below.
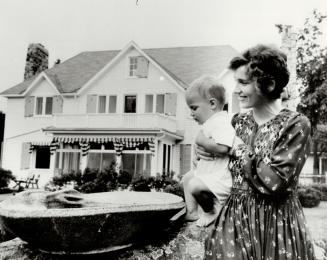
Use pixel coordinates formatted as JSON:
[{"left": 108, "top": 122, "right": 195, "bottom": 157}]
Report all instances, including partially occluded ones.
[{"left": 1, "top": 44, "right": 238, "bottom": 95}]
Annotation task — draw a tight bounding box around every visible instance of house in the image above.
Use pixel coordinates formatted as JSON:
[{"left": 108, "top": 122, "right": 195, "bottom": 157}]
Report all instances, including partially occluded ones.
[{"left": 0, "top": 41, "right": 239, "bottom": 186}]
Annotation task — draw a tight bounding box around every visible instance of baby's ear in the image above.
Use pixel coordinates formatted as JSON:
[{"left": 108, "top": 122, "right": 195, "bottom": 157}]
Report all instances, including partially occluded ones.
[{"left": 209, "top": 98, "right": 219, "bottom": 109}]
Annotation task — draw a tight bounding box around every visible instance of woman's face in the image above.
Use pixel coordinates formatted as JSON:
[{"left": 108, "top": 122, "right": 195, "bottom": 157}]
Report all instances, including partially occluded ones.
[{"left": 233, "top": 65, "right": 265, "bottom": 109}]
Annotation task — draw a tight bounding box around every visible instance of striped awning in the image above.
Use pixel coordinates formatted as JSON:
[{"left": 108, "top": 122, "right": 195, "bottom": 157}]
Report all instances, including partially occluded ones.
[{"left": 53, "top": 136, "right": 155, "bottom": 143}]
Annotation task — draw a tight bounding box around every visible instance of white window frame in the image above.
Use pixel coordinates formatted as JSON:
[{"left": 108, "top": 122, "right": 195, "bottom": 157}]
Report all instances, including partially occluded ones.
[
  {"left": 124, "top": 94, "right": 137, "bottom": 113},
  {"left": 55, "top": 143, "right": 81, "bottom": 173},
  {"left": 122, "top": 150, "right": 152, "bottom": 176},
  {"left": 129, "top": 56, "right": 138, "bottom": 77},
  {"left": 34, "top": 96, "right": 53, "bottom": 116},
  {"left": 88, "top": 144, "right": 116, "bottom": 172},
  {"left": 95, "top": 95, "right": 118, "bottom": 114}
]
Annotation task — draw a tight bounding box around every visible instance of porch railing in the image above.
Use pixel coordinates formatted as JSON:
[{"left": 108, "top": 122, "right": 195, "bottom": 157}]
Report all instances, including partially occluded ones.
[{"left": 53, "top": 113, "right": 178, "bottom": 133}]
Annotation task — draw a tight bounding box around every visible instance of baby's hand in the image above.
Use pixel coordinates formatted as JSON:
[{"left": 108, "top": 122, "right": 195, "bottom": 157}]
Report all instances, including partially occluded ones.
[{"left": 232, "top": 136, "right": 244, "bottom": 149}]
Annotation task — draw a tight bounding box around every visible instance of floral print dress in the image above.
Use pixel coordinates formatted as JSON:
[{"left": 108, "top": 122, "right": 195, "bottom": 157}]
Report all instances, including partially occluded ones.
[{"left": 204, "top": 109, "right": 315, "bottom": 260}]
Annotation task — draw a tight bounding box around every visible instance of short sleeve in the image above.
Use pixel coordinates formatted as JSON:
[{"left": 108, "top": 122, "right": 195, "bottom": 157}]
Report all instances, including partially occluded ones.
[{"left": 232, "top": 114, "right": 311, "bottom": 196}]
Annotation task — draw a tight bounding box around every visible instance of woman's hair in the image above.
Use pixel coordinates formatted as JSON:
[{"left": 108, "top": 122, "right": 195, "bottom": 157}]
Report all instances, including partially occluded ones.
[
  {"left": 188, "top": 75, "right": 226, "bottom": 107},
  {"left": 229, "top": 44, "right": 290, "bottom": 100}
]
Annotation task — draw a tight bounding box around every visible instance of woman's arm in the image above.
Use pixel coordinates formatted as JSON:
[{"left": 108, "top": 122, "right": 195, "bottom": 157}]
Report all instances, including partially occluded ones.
[
  {"left": 196, "top": 130, "right": 230, "bottom": 154},
  {"left": 232, "top": 114, "right": 311, "bottom": 196}
]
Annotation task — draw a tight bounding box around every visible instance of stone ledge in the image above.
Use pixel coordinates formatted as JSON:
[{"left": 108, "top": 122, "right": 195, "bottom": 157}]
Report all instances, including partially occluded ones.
[{"left": 0, "top": 222, "right": 209, "bottom": 260}]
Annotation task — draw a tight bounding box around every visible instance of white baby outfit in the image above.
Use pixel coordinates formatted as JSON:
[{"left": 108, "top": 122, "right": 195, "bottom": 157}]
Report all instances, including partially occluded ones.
[{"left": 194, "top": 111, "right": 234, "bottom": 204}]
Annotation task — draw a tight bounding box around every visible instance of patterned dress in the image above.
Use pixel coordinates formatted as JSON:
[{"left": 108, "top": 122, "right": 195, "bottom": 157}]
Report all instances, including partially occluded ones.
[{"left": 204, "top": 109, "right": 315, "bottom": 260}]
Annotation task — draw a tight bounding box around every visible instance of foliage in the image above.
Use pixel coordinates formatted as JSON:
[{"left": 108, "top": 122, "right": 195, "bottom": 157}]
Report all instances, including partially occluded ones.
[
  {"left": 0, "top": 168, "right": 15, "bottom": 190},
  {"left": 46, "top": 165, "right": 184, "bottom": 198},
  {"left": 298, "top": 185, "right": 321, "bottom": 208},
  {"left": 131, "top": 171, "right": 184, "bottom": 199},
  {"left": 295, "top": 10, "right": 327, "bottom": 174},
  {"left": 311, "top": 183, "right": 327, "bottom": 201}
]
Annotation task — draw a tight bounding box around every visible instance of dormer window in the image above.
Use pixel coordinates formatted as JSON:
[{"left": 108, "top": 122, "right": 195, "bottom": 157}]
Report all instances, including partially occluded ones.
[
  {"left": 35, "top": 96, "right": 53, "bottom": 115},
  {"left": 129, "top": 57, "right": 138, "bottom": 77},
  {"left": 129, "top": 56, "right": 149, "bottom": 78}
]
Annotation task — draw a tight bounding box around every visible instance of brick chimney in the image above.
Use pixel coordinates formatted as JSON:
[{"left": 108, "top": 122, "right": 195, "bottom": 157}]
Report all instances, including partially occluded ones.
[
  {"left": 24, "top": 43, "right": 49, "bottom": 80},
  {"left": 278, "top": 25, "right": 300, "bottom": 110}
]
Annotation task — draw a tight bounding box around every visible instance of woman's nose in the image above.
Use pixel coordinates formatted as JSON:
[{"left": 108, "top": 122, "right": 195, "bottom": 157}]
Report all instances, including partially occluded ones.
[{"left": 233, "top": 83, "right": 241, "bottom": 94}]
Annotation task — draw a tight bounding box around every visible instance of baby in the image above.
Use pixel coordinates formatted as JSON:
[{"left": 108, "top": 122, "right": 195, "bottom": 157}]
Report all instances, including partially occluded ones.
[{"left": 183, "top": 75, "right": 234, "bottom": 227}]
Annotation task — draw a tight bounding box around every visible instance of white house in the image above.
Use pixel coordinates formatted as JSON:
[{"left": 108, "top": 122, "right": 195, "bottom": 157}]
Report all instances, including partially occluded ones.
[{"left": 0, "top": 41, "right": 239, "bottom": 186}]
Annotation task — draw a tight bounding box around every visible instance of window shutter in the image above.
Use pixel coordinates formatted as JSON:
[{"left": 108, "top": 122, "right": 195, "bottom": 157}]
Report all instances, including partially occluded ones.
[
  {"left": 136, "top": 56, "right": 149, "bottom": 78},
  {"left": 21, "top": 142, "right": 31, "bottom": 169},
  {"left": 87, "top": 94, "right": 97, "bottom": 113},
  {"left": 164, "top": 93, "right": 177, "bottom": 116},
  {"left": 180, "top": 144, "right": 191, "bottom": 175},
  {"left": 53, "top": 96, "right": 63, "bottom": 114},
  {"left": 24, "top": 96, "right": 35, "bottom": 117}
]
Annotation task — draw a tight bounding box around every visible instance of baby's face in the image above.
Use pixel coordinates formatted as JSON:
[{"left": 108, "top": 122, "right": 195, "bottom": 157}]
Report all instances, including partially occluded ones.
[{"left": 186, "top": 91, "right": 213, "bottom": 124}]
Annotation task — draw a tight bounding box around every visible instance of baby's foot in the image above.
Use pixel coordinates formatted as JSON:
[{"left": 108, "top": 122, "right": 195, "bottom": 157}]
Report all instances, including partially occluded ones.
[
  {"left": 196, "top": 210, "right": 218, "bottom": 227},
  {"left": 184, "top": 212, "right": 199, "bottom": 222}
]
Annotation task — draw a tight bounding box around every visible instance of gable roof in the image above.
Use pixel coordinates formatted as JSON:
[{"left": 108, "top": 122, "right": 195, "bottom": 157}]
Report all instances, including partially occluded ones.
[{"left": 1, "top": 43, "right": 238, "bottom": 96}]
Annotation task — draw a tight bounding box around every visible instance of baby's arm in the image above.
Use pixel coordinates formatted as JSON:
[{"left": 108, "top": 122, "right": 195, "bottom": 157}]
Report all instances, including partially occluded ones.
[{"left": 195, "top": 130, "right": 229, "bottom": 155}]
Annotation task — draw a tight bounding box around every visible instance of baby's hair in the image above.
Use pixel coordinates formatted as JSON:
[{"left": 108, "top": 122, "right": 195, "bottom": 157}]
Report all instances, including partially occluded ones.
[{"left": 188, "top": 75, "right": 226, "bottom": 107}]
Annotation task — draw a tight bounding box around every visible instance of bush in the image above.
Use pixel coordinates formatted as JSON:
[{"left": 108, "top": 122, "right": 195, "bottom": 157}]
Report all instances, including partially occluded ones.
[
  {"left": 311, "top": 184, "right": 327, "bottom": 201},
  {"left": 298, "top": 186, "right": 321, "bottom": 208},
  {"left": 0, "top": 168, "right": 14, "bottom": 190}
]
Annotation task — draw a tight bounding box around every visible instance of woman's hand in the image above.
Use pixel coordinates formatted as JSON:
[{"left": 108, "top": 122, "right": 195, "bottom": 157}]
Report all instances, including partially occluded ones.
[
  {"left": 44, "top": 189, "right": 85, "bottom": 208},
  {"left": 195, "top": 144, "right": 224, "bottom": 161}
]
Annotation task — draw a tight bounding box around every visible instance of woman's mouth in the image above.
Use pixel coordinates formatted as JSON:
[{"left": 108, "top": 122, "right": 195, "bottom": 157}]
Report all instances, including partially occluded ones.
[{"left": 238, "top": 96, "right": 247, "bottom": 101}]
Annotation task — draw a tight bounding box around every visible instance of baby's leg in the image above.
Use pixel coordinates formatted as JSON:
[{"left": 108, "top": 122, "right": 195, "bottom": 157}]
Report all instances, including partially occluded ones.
[
  {"left": 196, "top": 200, "right": 221, "bottom": 227},
  {"left": 182, "top": 171, "right": 199, "bottom": 221},
  {"left": 187, "top": 177, "right": 218, "bottom": 227}
]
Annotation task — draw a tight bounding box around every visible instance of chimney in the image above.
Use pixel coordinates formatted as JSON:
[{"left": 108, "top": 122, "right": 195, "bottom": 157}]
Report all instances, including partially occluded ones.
[
  {"left": 278, "top": 25, "right": 299, "bottom": 111},
  {"left": 24, "top": 43, "right": 49, "bottom": 80}
]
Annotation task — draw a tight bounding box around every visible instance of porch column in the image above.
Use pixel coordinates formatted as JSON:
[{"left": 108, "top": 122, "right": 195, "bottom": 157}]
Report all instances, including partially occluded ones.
[
  {"left": 157, "top": 140, "right": 163, "bottom": 175},
  {"left": 150, "top": 139, "right": 158, "bottom": 177},
  {"left": 49, "top": 153, "right": 56, "bottom": 176},
  {"left": 81, "top": 155, "right": 88, "bottom": 174}
]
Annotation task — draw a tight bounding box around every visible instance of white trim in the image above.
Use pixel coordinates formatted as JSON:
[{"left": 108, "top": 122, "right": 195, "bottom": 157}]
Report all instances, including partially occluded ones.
[
  {"left": 76, "top": 41, "right": 187, "bottom": 96},
  {"left": 23, "top": 72, "right": 61, "bottom": 96}
]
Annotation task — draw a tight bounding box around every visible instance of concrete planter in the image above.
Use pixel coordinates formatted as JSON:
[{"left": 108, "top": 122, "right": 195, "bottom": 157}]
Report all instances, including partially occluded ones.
[{"left": 0, "top": 190, "right": 184, "bottom": 255}]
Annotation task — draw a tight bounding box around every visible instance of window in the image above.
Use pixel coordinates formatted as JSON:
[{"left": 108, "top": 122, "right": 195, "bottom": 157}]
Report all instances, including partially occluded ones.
[
  {"left": 129, "top": 57, "right": 138, "bottom": 77},
  {"left": 87, "top": 143, "right": 116, "bottom": 171},
  {"left": 124, "top": 95, "right": 136, "bottom": 113},
  {"left": 145, "top": 95, "right": 154, "bottom": 113},
  {"left": 121, "top": 153, "right": 152, "bottom": 177},
  {"left": 109, "top": 95, "right": 117, "bottom": 113},
  {"left": 35, "top": 97, "right": 53, "bottom": 115},
  {"left": 35, "top": 146, "right": 50, "bottom": 169},
  {"left": 98, "top": 96, "right": 106, "bottom": 113},
  {"left": 156, "top": 94, "right": 165, "bottom": 114},
  {"left": 55, "top": 143, "right": 81, "bottom": 174}
]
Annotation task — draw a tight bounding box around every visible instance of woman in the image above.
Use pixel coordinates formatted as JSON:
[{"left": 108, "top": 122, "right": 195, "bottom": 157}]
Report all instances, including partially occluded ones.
[{"left": 203, "top": 45, "right": 315, "bottom": 259}]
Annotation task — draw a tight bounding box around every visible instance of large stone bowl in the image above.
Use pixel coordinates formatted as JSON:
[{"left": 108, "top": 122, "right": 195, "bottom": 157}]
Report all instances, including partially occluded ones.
[{"left": 0, "top": 190, "right": 185, "bottom": 254}]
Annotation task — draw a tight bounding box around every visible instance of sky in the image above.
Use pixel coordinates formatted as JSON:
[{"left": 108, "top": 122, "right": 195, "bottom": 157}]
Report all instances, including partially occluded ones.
[{"left": 0, "top": 0, "right": 327, "bottom": 111}]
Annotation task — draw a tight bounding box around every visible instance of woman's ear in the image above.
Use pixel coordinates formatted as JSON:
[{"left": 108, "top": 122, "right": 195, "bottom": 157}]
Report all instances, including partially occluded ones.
[{"left": 266, "top": 79, "right": 275, "bottom": 93}]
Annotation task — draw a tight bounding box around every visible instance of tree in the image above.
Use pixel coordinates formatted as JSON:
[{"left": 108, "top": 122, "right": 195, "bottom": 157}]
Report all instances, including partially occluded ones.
[{"left": 296, "top": 10, "right": 327, "bottom": 174}]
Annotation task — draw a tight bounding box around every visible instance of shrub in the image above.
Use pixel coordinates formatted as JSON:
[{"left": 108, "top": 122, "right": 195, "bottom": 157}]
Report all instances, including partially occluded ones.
[
  {"left": 0, "top": 168, "right": 14, "bottom": 190},
  {"left": 298, "top": 186, "right": 321, "bottom": 208},
  {"left": 131, "top": 176, "right": 154, "bottom": 192},
  {"left": 311, "top": 184, "right": 327, "bottom": 201}
]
